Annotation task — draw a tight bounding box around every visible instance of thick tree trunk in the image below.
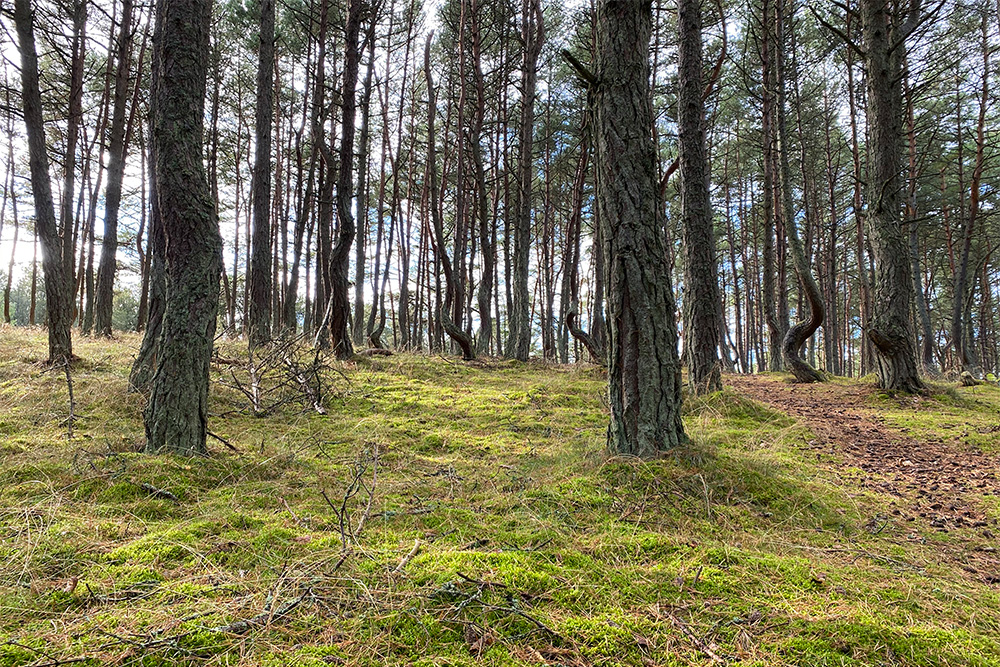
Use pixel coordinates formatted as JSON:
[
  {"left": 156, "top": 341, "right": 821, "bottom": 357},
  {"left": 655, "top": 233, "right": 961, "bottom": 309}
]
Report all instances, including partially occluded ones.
[
  {"left": 596, "top": 0, "right": 686, "bottom": 456},
  {"left": 14, "top": 0, "right": 74, "bottom": 363},
  {"left": 860, "top": 0, "right": 923, "bottom": 394},
  {"left": 96, "top": 0, "right": 136, "bottom": 337},
  {"left": 144, "top": 0, "right": 222, "bottom": 455},
  {"left": 248, "top": 0, "right": 275, "bottom": 348},
  {"left": 678, "top": 0, "right": 722, "bottom": 394}
]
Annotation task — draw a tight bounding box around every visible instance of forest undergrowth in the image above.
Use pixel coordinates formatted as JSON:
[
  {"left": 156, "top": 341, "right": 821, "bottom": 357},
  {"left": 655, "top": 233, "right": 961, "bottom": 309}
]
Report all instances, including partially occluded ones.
[{"left": 1, "top": 325, "right": 999, "bottom": 666}]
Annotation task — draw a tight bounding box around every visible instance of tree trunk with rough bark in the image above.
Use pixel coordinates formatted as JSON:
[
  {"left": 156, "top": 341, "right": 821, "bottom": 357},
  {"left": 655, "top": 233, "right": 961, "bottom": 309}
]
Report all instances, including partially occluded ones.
[
  {"left": 248, "top": 0, "right": 275, "bottom": 348},
  {"left": 14, "top": 0, "right": 74, "bottom": 364},
  {"left": 144, "top": 0, "right": 223, "bottom": 455},
  {"left": 774, "top": 0, "right": 824, "bottom": 383},
  {"left": 507, "top": 0, "right": 543, "bottom": 361},
  {"left": 596, "top": 0, "right": 686, "bottom": 456},
  {"left": 678, "top": 0, "right": 722, "bottom": 394},
  {"left": 327, "top": 0, "right": 364, "bottom": 360},
  {"left": 95, "top": 0, "right": 135, "bottom": 337},
  {"left": 860, "top": 0, "right": 924, "bottom": 393}
]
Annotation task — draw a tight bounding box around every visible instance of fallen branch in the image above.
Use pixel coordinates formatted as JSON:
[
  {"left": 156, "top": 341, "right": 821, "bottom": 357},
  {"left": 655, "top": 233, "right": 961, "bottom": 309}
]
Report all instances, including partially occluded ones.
[
  {"left": 208, "top": 588, "right": 311, "bottom": 635},
  {"left": 138, "top": 482, "right": 180, "bottom": 503},
  {"left": 394, "top": 539, "right": 421, "bottom": 573},
  {"left": 208, "top": 430, "right": 240, "bottom": 452},
  {"left": 358, "top": 348, "right": 393, "bottom": 357}
]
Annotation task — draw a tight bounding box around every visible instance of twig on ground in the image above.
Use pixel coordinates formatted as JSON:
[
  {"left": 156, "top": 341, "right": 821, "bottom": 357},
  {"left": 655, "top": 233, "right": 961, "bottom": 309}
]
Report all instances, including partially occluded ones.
[
  {"left": 670, "top": 613, "right": 726, "bottom": 664},
  {"left": 394, "top": 539, "right": 421, "bottom": 573},
  {"left": 321, "top": 445, "right": 380, "bottom": 552},
  {"left": 208, "top": 587, "right": 312, "bottom": 635},
  {"left": 207, "top": 430, "right": 240, "bottom": 452},
  {"left": 63, "top": 361, "right": 76, "bottom": 441}
]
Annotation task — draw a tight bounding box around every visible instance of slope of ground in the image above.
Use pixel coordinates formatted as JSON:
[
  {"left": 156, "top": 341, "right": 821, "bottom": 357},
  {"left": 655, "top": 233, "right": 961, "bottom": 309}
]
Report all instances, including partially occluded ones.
[{"left": 0, "top": 326, "right": 999, "bottom": 666}]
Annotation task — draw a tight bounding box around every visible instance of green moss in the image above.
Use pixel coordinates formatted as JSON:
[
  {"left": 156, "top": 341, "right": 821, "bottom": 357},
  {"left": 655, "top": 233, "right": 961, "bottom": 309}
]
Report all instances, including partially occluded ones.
[{"left": 1, "top": 332, "right": 999, "bottom": 666}]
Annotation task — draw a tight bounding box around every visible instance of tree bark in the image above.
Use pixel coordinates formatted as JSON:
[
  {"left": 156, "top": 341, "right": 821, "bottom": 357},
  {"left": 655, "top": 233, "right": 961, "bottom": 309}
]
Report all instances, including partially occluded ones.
[
  {"left": 596, "top": 0, "right": 686, "bottom": 456},
  {"left": 354, "top": 42, "right": 377, "bottom": 347},
  {"left": 327, "top": 0, "right": 365, "bottom": 359},
  {"left": 425, "top": 32, "right": 475, "bottom": 360},
  {"left": 678, "top": 0, "right": 722, "bottom": 394},
  {"left": 774, "top": 0, "right": 824, "bottom": 383},
  {"left": 860, "top": 0, "right": 924, "bottom": 393},
  {"left": 96, "top": 0, "right": 137, "bottom": 337},
  {"left": 130, "top": 139, "right": 165, "bottom": 391},
  {"left": 951, "top": 14, "right": 989, "bottom": 375},
  {"left": 144, "top": 0, "right": 222, "bottom": 455},
  {"left": 248, "top": 0, "right": 275, "bottom": 348},
  {"left": 14, "top": 0, "right": 74, "bottom": 364},
  {"left": 507, "top": 0, "right": 543, "bottom": 361}
]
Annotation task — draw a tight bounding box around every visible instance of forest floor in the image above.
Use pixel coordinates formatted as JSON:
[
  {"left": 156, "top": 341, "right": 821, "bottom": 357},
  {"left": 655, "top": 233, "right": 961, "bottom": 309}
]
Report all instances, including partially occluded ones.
[{"left": 1, "top": 326, "right": 999, "bottom": 666}]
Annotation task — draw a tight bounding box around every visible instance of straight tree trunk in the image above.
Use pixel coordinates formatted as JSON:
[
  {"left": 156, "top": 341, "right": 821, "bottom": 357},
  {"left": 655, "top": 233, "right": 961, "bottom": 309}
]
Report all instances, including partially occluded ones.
[
  {"left": 951, "top": 14, "right": 989, "bottom": 375},
  {"left": 3, "top": 152, "right": 18, "bottom": 324},
  {"left": 353, "top": 46, "right": 377, "bottom": 347},
  {"left": 14, "top": 0, "right": 74, "bottom": 363},
  {"left": 759, "top": 0, "right": 782, "bottom": 372},
  {"left": 678, "top": 0, "right": 722, "bottom": 393},
  {"left": 248, "top": 0, "right": 275, "bottom": 348},
  {"left": 284, "top": 3, "right": 328, "bottom": 335},
  {"left": 144, "top": 0, "right": 223, "bottom": 455},
  {"left": 62, "top": 1, "right": 87, "bottom": 311},
  {"left": 596, "top": 0, "right": 686, "bottom": 456},
  {"left": 903, "top": 65, "right": 936, "bottom": 375},
  {"left": 508, "top": 0, "right": 543, "bottom": 361},
  {"left": 96, "top": 0, "right": 136, "bottom": 336},
  {"left": 130, "top": 142, "right": 165, "bottom": 391}
]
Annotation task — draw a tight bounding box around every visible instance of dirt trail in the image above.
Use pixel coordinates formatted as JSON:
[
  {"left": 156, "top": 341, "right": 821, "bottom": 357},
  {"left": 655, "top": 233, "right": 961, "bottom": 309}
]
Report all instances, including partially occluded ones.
[{"left": 727, "top": 375, "right": 1000, "bottom": 577}]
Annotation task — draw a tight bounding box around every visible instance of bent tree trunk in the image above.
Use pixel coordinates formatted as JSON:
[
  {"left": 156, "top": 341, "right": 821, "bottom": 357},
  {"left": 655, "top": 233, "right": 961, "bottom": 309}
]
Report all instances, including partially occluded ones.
[
  {"left": 596, "top": 0, "right": 685, "bottom": 456},
  {"left": 14, "top": 0, "right": 74, "bottom": 364},
  {"left": 860, "top": 0, "right": 923, "bottom": 393},
  {"left": 144, "top": 0, "right": 223, "bottom": 455},
  {"left": 425, "top": 32, "right": 474, "bottom": 360},
  {"left": 781, "top": 234, "right": 826, "bottom": 382},
  {"left": 328, "top": 0, "right": 364, "bottom": 360},
  {"left": 775, "top": 0, "right": 824, "bottom": 383}
]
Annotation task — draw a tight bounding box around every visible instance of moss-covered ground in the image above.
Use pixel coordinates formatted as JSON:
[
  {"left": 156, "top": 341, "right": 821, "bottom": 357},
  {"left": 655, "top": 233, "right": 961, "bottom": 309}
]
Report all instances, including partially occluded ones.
[{"left": 1, "top": 325, "right": 999, "bottom": 666}]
